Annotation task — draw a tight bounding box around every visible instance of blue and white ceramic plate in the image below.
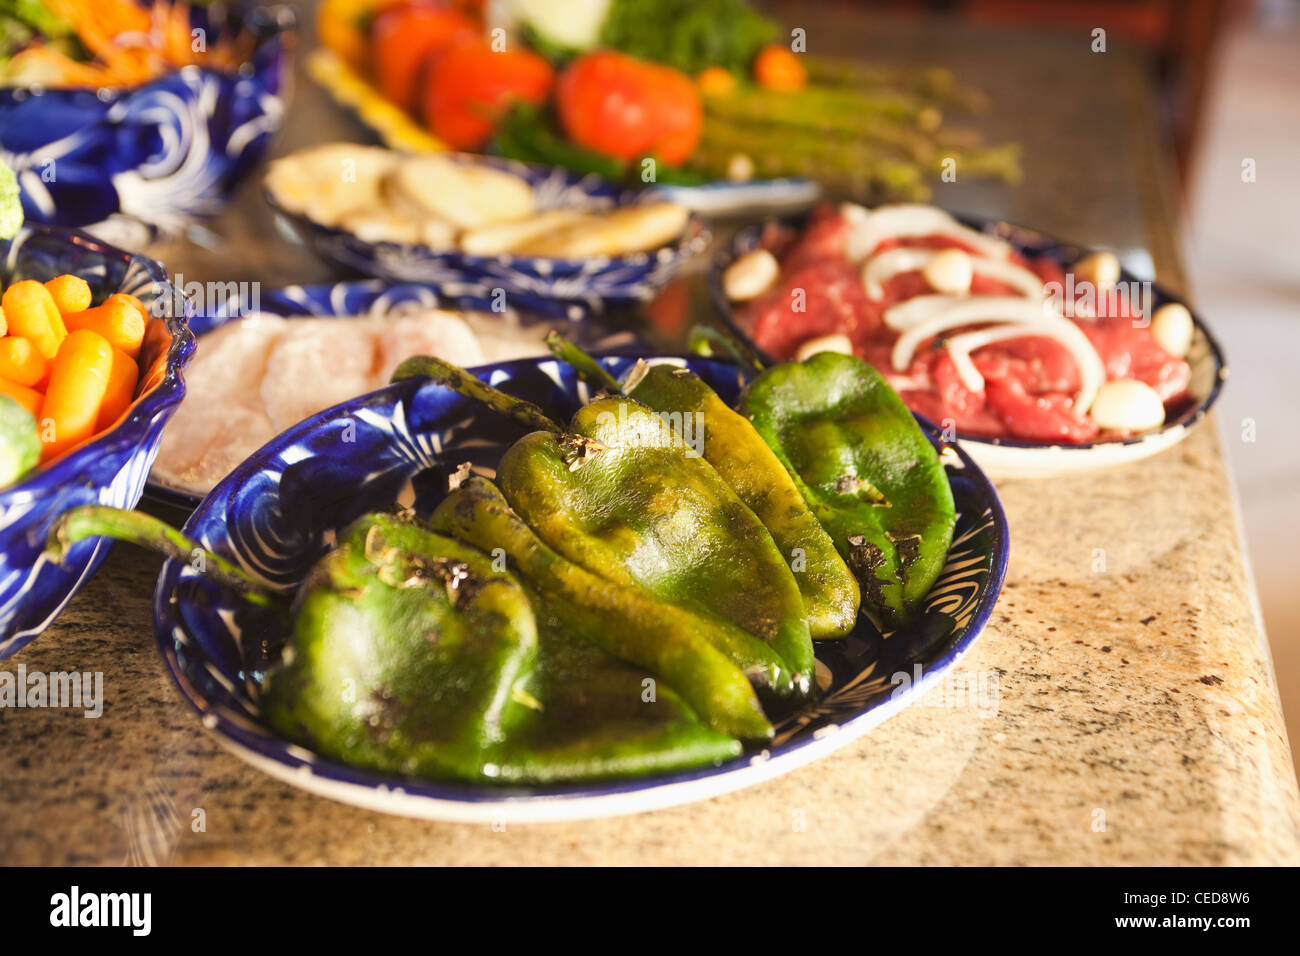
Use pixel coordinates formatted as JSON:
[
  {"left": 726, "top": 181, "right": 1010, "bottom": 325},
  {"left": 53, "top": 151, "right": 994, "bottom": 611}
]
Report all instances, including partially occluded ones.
[
  {"left": 0, "top": 226, "right": 195, "bottom": 657},
  {"left": 710, "top": 213, "right": 1229, "bottom": 479},
  {"left": 0, "top": 5, "right": 294, "bottom": 234},
  {"left": 152, "top": 354, "right": 1008, "bottom": 823},
  {"left": 143, "top": 279, "right": 636, "bottom": 512},
  {"left": 266, "top": 153, "right": 711, "bottom": 319}
]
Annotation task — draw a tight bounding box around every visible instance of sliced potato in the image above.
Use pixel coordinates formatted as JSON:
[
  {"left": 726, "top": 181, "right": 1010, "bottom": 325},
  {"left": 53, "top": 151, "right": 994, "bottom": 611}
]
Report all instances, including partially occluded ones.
[
  {"left": 391, "top": 155, "right": 535, "bottom": 230},
  {"left": 459, "top": 209, "right": 590, "bottom": 255},
  {"left": 265, "top": 143, "right": 398, "bottom": 226},
  {"left": 516, "top": 202, "right": 689, "bottom": 258}
]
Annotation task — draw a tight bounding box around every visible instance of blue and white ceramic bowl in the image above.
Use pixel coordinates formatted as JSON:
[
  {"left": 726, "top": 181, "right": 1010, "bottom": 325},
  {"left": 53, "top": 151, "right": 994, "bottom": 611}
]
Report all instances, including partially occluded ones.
[
  {"left": 266, "top": 154, "right": 711, "bottom": 318},
  {"left": 0, "top": 226, "right": 195, "bottom": 657},
  {"left": 144, "top": 278, "right": 636, "bottom": 511},
  {"left": 153, "top": 354, "right": 1008, "bottom": 822},
  {"left": 0, "top": 5, "right": 294, "bottom": 232},
  {"left": 710, "top": 213, "right": 1229, "bottom": 479}
]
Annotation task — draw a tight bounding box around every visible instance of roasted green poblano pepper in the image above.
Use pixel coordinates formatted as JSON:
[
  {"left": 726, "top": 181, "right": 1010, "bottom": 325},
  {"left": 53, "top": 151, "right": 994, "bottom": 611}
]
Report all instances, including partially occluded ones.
[
  {"left": 546, "top": 332, "right": 860, "bottom": 640},
  {"left": 740, "top": 351, "right": 957, "bottom": 627},
  {"left": 394, "top": 355, "right": 816, "bottom": 696},
  {"left": 45, "top": 506, "right": 742, "bottom": 782},
  {"left": 429, "top": 476, "right": 774, "bottom": 740}
]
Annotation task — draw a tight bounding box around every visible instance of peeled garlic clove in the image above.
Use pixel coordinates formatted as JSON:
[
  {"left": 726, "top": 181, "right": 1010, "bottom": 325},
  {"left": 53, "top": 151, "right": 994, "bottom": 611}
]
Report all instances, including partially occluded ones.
[
  {"left": 723, "top": 249, "right": 780, "bottom": 301},
  {"left": 840, "top": 202, "right": 871, "bottom": 225},
  {"left": 922, "top": 248, "right": 974, "bottom": 296},
  {"left": 727, "top": 153, "right": 755, "bottom": 182},
  {"left": 1151, "top": 302, "right": 1194, "bottom": 358},
  {"left": 795, "top": 333, "right": 854, "bottom": 362},
  {"left": 1073, "top": 250, "right": 1121, "bottom": 290},
  {"left": 1088, "top": 379, "right": 1166, "bottom": 432}
]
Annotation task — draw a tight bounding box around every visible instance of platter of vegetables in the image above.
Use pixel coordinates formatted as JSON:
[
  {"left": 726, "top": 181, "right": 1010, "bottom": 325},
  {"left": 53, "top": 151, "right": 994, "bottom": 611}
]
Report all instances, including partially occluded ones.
[
  {"left": 46, "top": 346, "right": 1007, "bottom": 820},
  {"left": 312, "top": 0, "right": 1020, "bottom": 208},
  {"left": 0, "top": 0, "right": 293, "bottom": 229}
]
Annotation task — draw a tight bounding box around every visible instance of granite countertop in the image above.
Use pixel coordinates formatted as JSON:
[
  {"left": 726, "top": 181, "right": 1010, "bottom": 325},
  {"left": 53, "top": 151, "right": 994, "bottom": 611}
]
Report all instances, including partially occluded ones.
[{"left": 2, "top": 5, "right": 1298, "bottom": 865}]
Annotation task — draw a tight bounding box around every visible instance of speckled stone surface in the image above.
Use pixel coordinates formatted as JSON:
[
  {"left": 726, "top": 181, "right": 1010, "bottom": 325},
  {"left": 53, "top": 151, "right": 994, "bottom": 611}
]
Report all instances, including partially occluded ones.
[
  {"left": 2, "top": 5, "right": 1297, "bottom": 865},
  {"left": 3, "top": 416, "right": 1297, "bottom": 866}
]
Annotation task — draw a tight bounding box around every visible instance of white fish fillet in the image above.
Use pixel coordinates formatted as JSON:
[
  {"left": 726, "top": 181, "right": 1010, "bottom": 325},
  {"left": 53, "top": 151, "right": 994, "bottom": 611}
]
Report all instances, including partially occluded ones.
[
  {"left": 153, "top": 314, "right": 287, "bottom": 487},
  {"left": 377, "top": 312, "right": 486, "bottom": 373},
  {"left": 151, "top": 309, "right": 543, "bottom": 495},
  {"left": 261, "top": 319, "right": 380, "bottom": 433}
]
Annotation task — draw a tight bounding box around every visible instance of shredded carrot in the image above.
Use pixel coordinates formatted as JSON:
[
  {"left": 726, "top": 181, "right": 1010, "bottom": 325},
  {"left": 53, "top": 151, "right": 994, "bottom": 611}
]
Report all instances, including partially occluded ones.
[{"left": 20, "top": 0, "right": 256, "bottom": 87}]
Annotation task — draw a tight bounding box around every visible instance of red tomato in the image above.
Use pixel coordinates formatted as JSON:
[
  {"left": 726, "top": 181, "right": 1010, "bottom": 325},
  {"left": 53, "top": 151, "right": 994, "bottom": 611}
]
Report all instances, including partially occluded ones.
[
  {"left": 557, "top": 51, "right": 702, "bottom": 166},
  {"left": 370, "top": 3, "right": 476, "bottom": 113},
  {"left": 422, "top": 38, "right": 554, "bottom": 149}
]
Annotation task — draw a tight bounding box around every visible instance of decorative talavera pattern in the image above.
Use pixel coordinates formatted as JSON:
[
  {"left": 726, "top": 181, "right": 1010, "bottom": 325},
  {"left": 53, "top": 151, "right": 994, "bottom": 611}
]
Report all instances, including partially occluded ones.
[
  {"left": 268, "top": 154, "right": 711, "bottom": 318},
  {"left": 0, "top": 7, "right": 292, "bottom": 232},
  {"left": 153, "top": 354, "right": 1008, "bottom": 818},
  {"left": 0, "top": 226, "right": 195, "bottom": 656}
]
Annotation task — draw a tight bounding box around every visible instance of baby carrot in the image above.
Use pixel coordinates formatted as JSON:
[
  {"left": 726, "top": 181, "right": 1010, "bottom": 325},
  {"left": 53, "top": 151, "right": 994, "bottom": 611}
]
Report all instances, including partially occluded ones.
[
  {"left": 62, "top": 294, "right": 145, "bottom": 357},
  {"left": 39, "top": 329, "right": 114, "bottom": 461},
  {"left": 0, "top": 336, "right": 48, "bottom": 388},
  {"left": 2, "top": 280, "right": 67, "bottom": 359},
  {"left": 45, "top": 274, "right": 93, "bottom": 314},
  {"left": 0, "top": 376, "right": 43, "bottom": 417},
  {"left": 115, "top": 293, "right": 151, "bottom": 323},
  {"left": 93, "top": 347, "right": 140, "bottom": 432}
]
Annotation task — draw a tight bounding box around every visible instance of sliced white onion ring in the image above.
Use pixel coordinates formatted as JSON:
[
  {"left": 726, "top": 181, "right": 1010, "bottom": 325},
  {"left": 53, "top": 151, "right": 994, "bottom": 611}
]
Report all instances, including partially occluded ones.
[
  {"left": 863, "top": 248, "right": 1045, "bottom": 300},
  {"left": 845, "top": 204, "right": 1014, "bottom": 263},
  {"left": 890, "top": 297, "right": 1105, "bottom": 413},
  {"left": 886, "top": 294, "right": 1047, "bottom": 334}
]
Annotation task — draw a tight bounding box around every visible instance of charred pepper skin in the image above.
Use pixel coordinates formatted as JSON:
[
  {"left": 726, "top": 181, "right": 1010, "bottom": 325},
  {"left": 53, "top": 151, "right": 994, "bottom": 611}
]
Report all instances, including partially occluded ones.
[
  {"left": 47, "top": 506, "right": 741, "bottom": 783},
  {"left": 739, "top": 351, "right": 957, "bottom": 629},
  {"left": 622, "top": 361, "right": 861, "bottom": 640},
  {"left": 496, "top": 395, "right": 816, "bottom": 695},
  {"left": 430, "top": 476, "right": 775, "bottom": 741},
  {"left": 394, "top": 354, "right": 815, "bottom": 695},
  {"left": 259, "top": 513, "right": 540, "bottom": 781}
]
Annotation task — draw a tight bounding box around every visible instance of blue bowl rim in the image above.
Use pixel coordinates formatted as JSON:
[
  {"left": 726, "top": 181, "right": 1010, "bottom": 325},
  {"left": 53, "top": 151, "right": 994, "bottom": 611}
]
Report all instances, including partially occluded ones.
[
  {"left": 0, "top": 223, "right": 197, "bottom": 505},
  {"left": 708, "top": 209, "right": 1229, "bottom": 453},
  {"left": 263, "top": 150, "right": 712, "bottom": 272},
  {"left": 0, "top": 2, "right": 296, "bottom": 105},
  {"left": 151, "top": 351, "right": 1010, "bottom": 806}
]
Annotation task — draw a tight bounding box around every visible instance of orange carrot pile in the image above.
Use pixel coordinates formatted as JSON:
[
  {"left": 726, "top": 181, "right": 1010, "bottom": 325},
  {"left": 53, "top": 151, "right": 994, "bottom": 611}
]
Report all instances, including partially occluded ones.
[{"left": 0, "top": 275, "right": 144, "bottom": 462}]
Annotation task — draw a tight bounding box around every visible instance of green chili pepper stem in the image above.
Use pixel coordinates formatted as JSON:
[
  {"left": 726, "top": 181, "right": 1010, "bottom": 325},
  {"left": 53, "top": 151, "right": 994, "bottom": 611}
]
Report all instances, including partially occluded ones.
[
  {"left": 685, "top": 324, "right": 767, "bottom": 373},
  {"left": 543, "top": 331, "right": 623, "bottom": 395},
  {"left": 391, "top": 356, "right": 563, "bottom": 435},
  {"left": 45, "top": 505, "right": 275, "bottom": 604}
]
